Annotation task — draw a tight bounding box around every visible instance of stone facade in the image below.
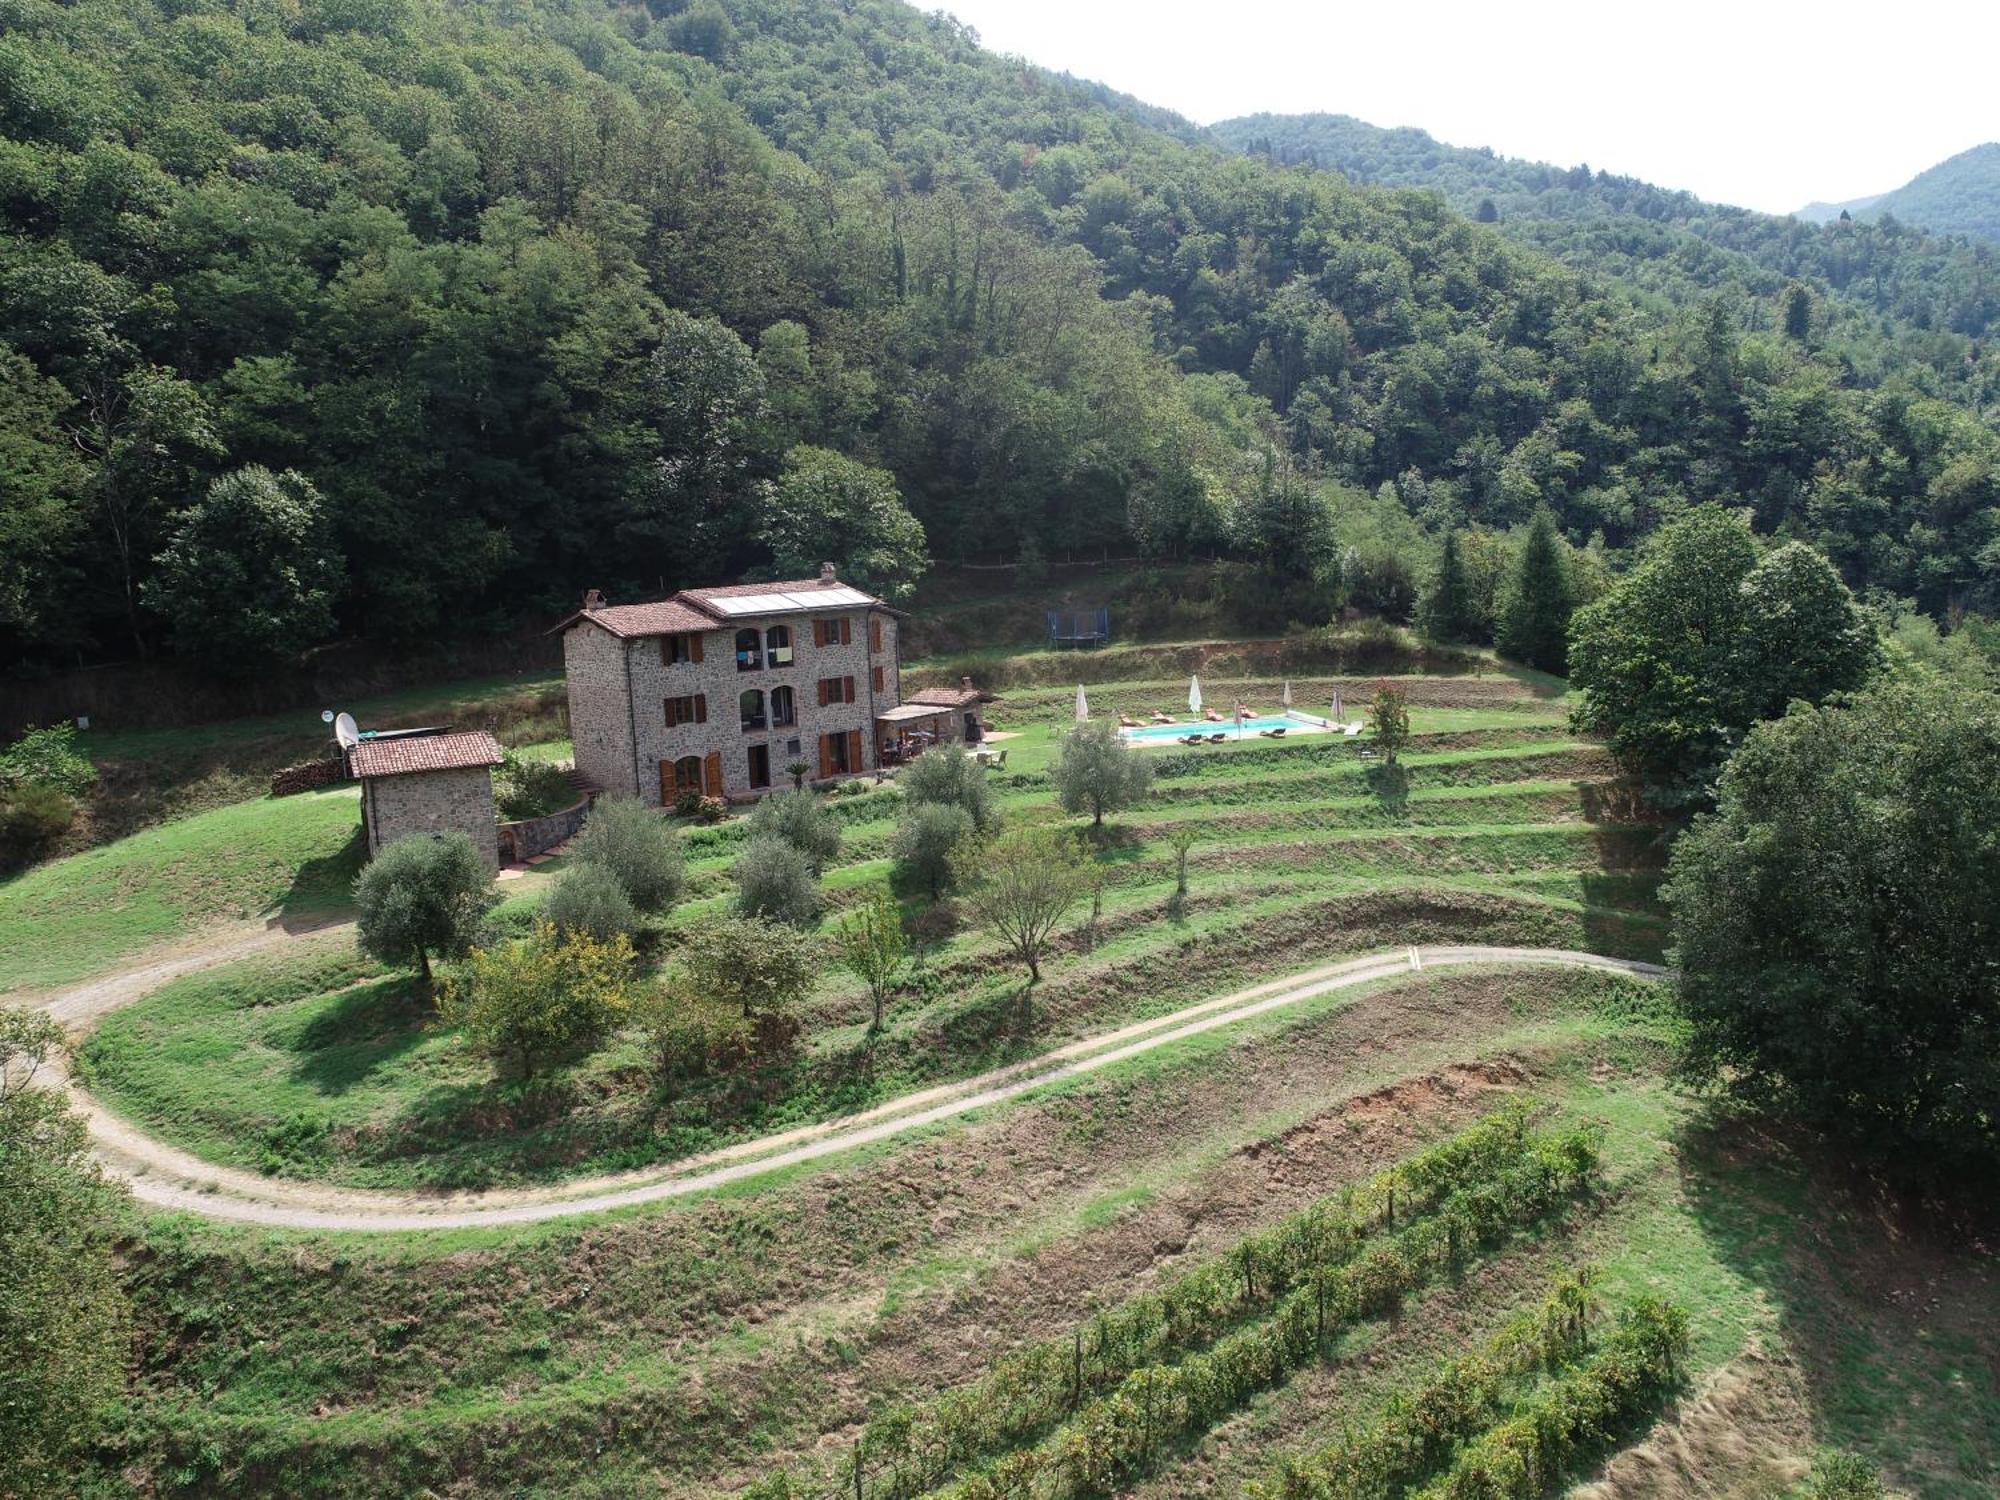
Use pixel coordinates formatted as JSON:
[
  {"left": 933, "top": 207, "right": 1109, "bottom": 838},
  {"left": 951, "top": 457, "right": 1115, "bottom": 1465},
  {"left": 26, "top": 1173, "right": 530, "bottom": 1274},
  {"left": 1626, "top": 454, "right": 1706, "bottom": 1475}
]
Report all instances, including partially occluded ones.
[
  {"left": 361, "top": 765, "right": 500, "bottom": 871},
  {"left": 562, "top": 600, "right": 904, "bottom": 805}
]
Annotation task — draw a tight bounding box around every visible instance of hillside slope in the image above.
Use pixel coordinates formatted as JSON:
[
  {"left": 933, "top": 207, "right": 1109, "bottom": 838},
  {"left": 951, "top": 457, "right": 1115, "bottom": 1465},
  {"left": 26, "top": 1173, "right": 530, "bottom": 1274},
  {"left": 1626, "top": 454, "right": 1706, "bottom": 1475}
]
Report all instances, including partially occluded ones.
[
  {"left": 1798, "top": 143, "right": 2000, "bottom": 243},
  {"left": 4, "top": 0, "right": 1999, "bottom": 683}
]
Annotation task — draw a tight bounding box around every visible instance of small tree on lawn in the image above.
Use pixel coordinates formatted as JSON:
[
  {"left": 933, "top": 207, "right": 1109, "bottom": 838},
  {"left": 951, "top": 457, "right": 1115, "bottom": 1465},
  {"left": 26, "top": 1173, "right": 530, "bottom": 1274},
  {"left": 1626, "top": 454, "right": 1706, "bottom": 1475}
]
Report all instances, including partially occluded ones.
[
  {"left": 1166, "top": 825, "right": 1198, "bottom": 917},
  {"left": 1, "top": 1011, "right": 129, "bottom": 1493},
  {"left": 1369, "top": 681, "right": 1411, "bottom": 765},
  {"left": 439, "top": 921, "right": 637, "bottom": 1080},
  {"left": 836, "top": 885, "right": 908, "bottom": 1031},
  {"left": 353, "top": 832, "right": 494, "bottom": 991},
  {"left": 736, "top": 834, "right": 821, "bottom": 926},
  {"left": 893, "top": 801, "right": 974, "bottom": 898},
  {"left": 542, "top": 861, "right": 638, "bottom": 943},
  {"left": 571, "top": 796, "right": 684, "bottom": 913},
  {"left": 900, "top": 742, "right": 999, "bottom": 833},
  {"left": 676, "top": 913, "right": 818, "bottom": 1018},
  {"left": 957, "top": 826, "right": 1092, "bottom": 983},
  {"left": 746, "top": 787, "right": 842, "bottom": 871},
  {"left": 1052, "top": 720, "right": 1154, "bottom": 828}
]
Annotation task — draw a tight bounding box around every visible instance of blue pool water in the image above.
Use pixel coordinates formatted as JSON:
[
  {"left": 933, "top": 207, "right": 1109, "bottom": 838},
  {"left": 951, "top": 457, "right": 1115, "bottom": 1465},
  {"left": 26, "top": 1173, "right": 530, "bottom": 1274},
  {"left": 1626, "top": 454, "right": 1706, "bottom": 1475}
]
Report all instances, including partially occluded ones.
[{"left": 1119, "top": 713, "right": 1328, "bottom": 745}]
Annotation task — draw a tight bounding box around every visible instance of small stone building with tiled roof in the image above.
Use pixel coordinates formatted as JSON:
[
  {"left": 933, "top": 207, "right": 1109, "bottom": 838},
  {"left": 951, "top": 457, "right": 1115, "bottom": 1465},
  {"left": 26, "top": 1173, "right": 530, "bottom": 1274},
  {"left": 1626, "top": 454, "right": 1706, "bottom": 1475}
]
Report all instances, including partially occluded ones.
[
  {"left": 348, "top": 729, "right": 504, "bottom": 871},
  {"left": 555, "top": 565, "right": 944, "bottom": 805}
]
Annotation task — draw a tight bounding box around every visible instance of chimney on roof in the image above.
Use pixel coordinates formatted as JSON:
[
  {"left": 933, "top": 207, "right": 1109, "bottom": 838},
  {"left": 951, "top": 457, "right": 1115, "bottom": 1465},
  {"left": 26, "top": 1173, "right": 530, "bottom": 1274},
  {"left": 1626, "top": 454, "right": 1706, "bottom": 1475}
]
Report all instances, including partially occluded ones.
[
  {"left": 819, "top": 561, "right": 837, "bottom": 584},
  {"left": 961, "top": 676, "right": 974, "bottom": 692},
  {"left": 583, "top": 588, "right": 606, "bottom": 611}
]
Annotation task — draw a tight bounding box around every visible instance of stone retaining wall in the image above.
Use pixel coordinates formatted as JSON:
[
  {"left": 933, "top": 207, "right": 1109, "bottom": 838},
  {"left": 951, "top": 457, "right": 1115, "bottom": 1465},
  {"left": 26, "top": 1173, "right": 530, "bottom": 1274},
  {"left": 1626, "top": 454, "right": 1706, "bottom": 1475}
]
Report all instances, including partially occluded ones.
[{"left": 498, "top": 794, "right": 592, "bottom": 865}]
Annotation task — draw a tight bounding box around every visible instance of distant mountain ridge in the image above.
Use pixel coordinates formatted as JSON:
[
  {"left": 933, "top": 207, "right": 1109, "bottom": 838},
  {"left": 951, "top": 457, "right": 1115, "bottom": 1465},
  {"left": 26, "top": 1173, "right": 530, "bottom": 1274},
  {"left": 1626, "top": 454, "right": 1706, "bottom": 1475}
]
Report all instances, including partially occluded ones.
[{"left": 1795, "top": 143, "right": 2000, "bottom": 242}]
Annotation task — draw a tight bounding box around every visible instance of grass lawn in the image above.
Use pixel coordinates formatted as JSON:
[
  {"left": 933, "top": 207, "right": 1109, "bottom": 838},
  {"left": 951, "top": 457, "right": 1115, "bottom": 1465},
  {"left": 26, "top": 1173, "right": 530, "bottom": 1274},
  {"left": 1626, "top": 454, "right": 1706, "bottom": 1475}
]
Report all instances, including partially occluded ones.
[{"left": 0, "top": 787, "right": 364, "bottom": 994}]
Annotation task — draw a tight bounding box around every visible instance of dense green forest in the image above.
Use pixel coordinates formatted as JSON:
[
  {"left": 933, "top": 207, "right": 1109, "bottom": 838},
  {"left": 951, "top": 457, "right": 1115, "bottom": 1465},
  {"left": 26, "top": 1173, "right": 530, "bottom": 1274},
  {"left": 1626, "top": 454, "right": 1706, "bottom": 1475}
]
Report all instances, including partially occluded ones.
[
  {"left": 4, "top": 0, "right": 1999, "bottom": 677},
  {"left": 1798, "top": 142, "right": 2000, "bottom": 244}
]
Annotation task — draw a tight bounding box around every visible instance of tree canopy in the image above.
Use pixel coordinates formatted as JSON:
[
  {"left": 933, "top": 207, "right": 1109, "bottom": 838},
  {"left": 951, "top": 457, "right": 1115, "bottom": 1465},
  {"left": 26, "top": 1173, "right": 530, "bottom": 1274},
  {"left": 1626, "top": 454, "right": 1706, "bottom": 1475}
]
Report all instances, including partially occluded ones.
[{"left": 1664, "top": 681, "right": 2000, "bottom": 1178}]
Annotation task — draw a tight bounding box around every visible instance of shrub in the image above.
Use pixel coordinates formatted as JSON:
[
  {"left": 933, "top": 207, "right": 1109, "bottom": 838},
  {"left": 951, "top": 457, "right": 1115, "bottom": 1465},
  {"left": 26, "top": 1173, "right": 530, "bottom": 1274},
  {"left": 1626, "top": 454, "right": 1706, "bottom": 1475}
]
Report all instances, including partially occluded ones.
[
  {"left": 353, "top": 832, "right": 495, "bottom": 989},
  {"left": 0, "top": 723, "right": 96, "bottom": 797},
  {"left": 571, "top": 796, "right": 684, "bottom": 912},
  {"left": 894, "top": 801, "right": 974, "bottom": 898},
  {"left": 1369, "top": 680, "right": 1410, "bottom": 765},
  {"left": 439, "top": 921, "right": 637, "bottom": 1079},
  {"left": 671, "top": 788, "right": 703, "bottom": 818},
  {"left": 0, "top": 782, "right": 77, "bottom": 869},
  {"left": 736, "top": 835, "right": 821, "bottom": 926},
  {"left": 541, "top": 861, "right": 638, "bottom": 943},
  {"left": 900, "top": 743, "right": 998, "bottom": 833},
  {"left": 746, "top": 787, "right": 842, "bottom": 871},
  {"left": 632, "top": 984, "right": 756, "bottom": 1079},
  {"left": 1793, "top": 1454, "right": 1885, "bottom": 1500},
  {"left": 1052, "top": 720, "right": 1153, "bottom": 826},
  {"left": 695, "top": 795, "right": 728, "bottom": 823},
  {"left": 672, "top": 913, "right": 817, "bottom": 1018}
]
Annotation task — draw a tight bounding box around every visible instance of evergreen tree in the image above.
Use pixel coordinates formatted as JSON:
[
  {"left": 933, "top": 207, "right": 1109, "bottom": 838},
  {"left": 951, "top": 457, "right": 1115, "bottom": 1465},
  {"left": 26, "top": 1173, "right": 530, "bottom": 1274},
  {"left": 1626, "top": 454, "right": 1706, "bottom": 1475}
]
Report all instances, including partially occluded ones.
[
  {"left": 1496, "top": 511, "right": 1576, "bottom": 674},
  {"left": 1416, "top": 529, "right": 1476, "bottom": 643}
]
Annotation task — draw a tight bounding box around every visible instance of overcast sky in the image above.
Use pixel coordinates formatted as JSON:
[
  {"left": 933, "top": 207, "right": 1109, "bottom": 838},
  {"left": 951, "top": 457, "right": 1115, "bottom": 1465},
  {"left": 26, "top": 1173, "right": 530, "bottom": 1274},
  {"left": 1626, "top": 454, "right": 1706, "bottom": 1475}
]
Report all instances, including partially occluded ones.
[{"left": 936, "top": 0, "right": 1998, "bottom": 214}]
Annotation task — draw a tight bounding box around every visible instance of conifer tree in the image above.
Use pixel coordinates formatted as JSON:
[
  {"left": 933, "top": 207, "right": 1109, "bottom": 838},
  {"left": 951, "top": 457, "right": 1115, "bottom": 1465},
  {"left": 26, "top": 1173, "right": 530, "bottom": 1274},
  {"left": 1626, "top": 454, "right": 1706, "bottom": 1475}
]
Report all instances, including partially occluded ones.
[
  {"left": 1497, "top": 511, "right": 1576, "bottom": 674},
  {"left": 1417, "top": 529, "right": 1476, "bottom": 643}
]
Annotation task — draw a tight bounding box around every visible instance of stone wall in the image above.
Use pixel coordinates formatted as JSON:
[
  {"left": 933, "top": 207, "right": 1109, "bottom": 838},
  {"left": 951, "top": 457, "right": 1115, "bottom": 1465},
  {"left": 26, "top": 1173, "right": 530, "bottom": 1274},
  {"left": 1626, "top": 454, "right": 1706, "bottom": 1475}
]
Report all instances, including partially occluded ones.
[
  {"left": 497, "top": 794, "right": 591, "bottom": 865},
  {"left": 363, "top": 765, "right": 499, "bottom": 871},
  {"left": 568, "top": 609, "right": 901, "bottom": 805},
  {"left": 563, "top": 623, "right": 640, "bottom": 800}
]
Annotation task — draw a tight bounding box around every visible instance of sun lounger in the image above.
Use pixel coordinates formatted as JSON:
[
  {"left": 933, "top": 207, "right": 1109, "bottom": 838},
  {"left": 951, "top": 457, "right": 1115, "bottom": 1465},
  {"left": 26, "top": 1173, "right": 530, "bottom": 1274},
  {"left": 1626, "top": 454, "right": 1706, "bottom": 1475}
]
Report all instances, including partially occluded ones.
[
  {"left": 1341, "top": 721, "right": 1364, "bottom": 737},
  {"left": 1180, "top": 734, "right": 1205, "bottom": 745},
  {"left": 1267, "top": 726, "right": 1286, "bottom": 737},
  {"left": 1203, "top": 709, "right": 1224, "bottom": 723},
  {"left": 1207, "top": 732, "right": 1227, "bottom": 743},
  {"left": 1119, "top": 714, "right": 1140, "bottom": 728},
  {"left": 1150, "top": 712, "right": 1173, "bottom": 723}
]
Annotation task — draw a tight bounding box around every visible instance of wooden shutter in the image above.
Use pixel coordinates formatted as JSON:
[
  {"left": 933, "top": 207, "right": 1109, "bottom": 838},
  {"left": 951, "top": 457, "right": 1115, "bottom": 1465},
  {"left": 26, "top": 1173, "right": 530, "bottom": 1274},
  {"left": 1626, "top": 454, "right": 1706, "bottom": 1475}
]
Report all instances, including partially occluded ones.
[
  {"left": 689, "top": 633, "right": 704, "bottom": 663},
  {"left": 702, "top": 752, "right": 723, "bottom": 797},
  {"left": 843, "top": 675, "right": 856, "bottom": 704},
  {"left": 811, "top": 619, "right": 825, "bottom": 648},
  {"left": 694, "top": 694, "right": 707, "bottom": 724},
  {"left": 847, "top": 729, "right": 863, "bottom": 773},
  {"left": 664, "top": 698, "right": 678, "bottom": 728},
  {"left": 817, "top": 734, "right": 833, "bottom": 781},
  {"left": 816, "top": 678, "right": 830, "bottom": 707},
  {"left": 839, "top": 616, "right": 852, "bottom": 646},
  {"left": 658, "top": 761, "right": 673, "bottom": 803},
  {"left": 870, "top": 617, "right": 882, "bottom": 653},
  {"left": 872, "top": 665, "right": 884, "bottom": 693}
]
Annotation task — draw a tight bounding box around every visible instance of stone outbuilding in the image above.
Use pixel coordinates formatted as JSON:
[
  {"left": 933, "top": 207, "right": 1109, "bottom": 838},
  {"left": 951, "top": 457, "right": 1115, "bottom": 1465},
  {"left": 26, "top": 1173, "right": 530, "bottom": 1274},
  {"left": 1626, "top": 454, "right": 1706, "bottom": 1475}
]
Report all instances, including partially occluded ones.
[{"left": 348, "top": 729, "right": 505, "bottom": 872}]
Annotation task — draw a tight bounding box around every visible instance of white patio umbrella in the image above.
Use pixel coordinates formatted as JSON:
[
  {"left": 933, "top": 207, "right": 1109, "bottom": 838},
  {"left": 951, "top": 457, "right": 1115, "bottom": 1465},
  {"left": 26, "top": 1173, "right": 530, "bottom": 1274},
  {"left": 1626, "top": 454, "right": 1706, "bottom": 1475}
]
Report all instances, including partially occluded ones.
[
  {"left": 1188, "top": 675, "right": 1203, "bottom": 718},
  {"left": 1331, "top": 687, "right": 1343, "bottom": 725},
  {"left": 1281, "top": 679, "right": 1293, "bottom": 710},
  {"left": 1075, "top": 684, "right": 1089, "bottom": 723}
]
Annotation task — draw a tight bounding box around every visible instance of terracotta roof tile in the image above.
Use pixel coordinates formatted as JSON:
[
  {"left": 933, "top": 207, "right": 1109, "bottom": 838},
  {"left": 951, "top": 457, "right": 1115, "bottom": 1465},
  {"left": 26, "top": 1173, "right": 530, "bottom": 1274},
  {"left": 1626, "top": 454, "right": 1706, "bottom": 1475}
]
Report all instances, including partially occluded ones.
[
  {"left": 908, "top": 685, "right": 981, "bottom": 707},
  {"left": 348, "top": 730, "right": 504, "bottom": 779},
  {"left": 568, "top": 600, "right": 716, "bottom": 637}
]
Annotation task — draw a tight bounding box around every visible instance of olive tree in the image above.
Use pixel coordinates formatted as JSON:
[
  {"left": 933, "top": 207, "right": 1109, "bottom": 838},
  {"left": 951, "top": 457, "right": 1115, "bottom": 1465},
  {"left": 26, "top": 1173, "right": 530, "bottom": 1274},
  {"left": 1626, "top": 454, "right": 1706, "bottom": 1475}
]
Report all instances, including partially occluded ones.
[
  {"left": 438, "top": 922, "right": 638, "bottom": 1079},
  {"left": 836, "top": 885, "right": 908, "bottom": 1030},
  {"left": 893, "top": 800, "right": 975, "bottom": 898},
  {"left": 900, "top": 743, "right": 998, "bottom": 833},
  {"left": 745, "top": 787, "right": 842, "bottom": 871},
  {"left": 736, "top": 835, "right": 822, "bottom": 926},
  {"left": 1051, "top": 720, "right": 1153, "bottom": 827},
  {"left": 353, "top": 832, "right": 495, "bottom": 989},
  {"left": 570, "top": 797, "right": 684, "bottom": 912}
]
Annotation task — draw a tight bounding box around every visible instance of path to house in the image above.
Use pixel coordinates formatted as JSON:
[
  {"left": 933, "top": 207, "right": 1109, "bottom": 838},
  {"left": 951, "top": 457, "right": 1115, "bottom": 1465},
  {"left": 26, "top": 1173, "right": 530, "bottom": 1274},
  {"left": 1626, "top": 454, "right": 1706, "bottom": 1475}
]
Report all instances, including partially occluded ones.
[{"left": 28, "top": 927, "right": 1663, "bottom": 1234}]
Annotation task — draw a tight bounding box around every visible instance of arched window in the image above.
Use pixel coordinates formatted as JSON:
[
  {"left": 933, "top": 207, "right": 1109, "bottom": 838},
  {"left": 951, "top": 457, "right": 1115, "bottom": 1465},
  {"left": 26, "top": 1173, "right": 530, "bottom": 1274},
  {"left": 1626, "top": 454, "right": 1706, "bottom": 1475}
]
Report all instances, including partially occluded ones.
[
  {"left": 766, "top": 623, "right": 793, "bottom": 666},
  {"left": 673, "top": 755, "right": 703, "bottom": 794},
  {"left": 735, "top": 628, "right": 762, "bottom": 671},
  {"left": 739, "top": 688, "right": 766, "bottom": 731},
  {"left": 770, "top": 685, "right": 796, "bottom": 727}
]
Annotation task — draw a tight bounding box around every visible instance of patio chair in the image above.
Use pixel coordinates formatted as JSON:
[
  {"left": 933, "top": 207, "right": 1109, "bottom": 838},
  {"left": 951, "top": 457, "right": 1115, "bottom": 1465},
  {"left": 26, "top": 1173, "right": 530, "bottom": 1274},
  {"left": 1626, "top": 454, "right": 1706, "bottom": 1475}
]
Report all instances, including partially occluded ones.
[
  {"left": 1149, "top": 712, "right": 1173, "bottom": 724},
  {"left": 1268, "top": 726, "right": 1286, "bottom": 737},
  {"left": 1207, "top": 732, "right": 1227, "bottom": 744},
  {"left": 1180, "top": 734, "right": 1204, "bottom": 746}
]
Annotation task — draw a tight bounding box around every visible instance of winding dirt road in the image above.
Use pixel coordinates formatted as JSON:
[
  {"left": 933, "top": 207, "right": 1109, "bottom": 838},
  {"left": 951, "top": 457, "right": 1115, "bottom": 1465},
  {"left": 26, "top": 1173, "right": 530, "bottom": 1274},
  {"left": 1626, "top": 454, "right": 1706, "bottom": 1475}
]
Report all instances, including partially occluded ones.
[{"left": 28, "top": 929, "right": 1661, "bottom": 1234}]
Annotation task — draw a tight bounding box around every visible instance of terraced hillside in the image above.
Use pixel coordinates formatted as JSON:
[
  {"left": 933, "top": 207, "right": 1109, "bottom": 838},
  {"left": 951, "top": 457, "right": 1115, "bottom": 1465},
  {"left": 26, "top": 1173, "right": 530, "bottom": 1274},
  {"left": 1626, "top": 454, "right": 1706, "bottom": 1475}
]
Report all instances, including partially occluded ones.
[{"left": 42, "top": 654, "right": 2000, "bottom": 1496}]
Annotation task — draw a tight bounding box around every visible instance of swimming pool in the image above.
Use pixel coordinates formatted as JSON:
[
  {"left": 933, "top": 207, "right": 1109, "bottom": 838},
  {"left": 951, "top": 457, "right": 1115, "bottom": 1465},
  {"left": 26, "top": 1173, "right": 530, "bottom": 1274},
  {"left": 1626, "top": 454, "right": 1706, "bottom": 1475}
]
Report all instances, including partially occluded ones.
[{"left": 1119, "top": 712, "right": 1331, "bottom": 745}]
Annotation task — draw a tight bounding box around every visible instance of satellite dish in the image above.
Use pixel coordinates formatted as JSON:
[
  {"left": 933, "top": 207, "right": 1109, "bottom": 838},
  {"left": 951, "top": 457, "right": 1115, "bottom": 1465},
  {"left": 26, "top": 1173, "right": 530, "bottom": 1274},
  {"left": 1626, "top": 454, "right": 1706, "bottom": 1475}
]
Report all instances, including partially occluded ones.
[
  {"left": 334, "top": 712, "right": 359, "bottom": 750},
  {"left": 321, "top": 709, "right": 335, "bottom": 724}
]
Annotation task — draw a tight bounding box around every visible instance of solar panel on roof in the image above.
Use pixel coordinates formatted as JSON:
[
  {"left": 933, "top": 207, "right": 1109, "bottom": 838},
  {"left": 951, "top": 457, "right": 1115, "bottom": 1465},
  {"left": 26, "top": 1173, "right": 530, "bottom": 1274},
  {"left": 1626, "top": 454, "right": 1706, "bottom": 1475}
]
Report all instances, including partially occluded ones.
[
  {"left": 707, "top": 593, "right": 797, "bottom": 615},
  {"left": 797, "top": 586, "right": 872, "bottom": 607}
]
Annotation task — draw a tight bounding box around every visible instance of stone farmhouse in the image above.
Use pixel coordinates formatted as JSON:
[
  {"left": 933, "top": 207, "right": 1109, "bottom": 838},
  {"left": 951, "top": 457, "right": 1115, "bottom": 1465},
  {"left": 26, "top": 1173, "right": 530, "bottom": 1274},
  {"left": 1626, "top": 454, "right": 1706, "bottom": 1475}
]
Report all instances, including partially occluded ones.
[{"left": 556, "top": 566, "right": 982, "bottom": 804}]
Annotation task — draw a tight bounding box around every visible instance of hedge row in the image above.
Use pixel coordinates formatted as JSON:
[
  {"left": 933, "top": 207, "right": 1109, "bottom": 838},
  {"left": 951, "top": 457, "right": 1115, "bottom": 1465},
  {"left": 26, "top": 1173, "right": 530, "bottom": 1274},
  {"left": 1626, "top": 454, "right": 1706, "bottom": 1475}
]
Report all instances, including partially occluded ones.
[
  {"left": 747, "top": 1103, "right": 1570, "bottom": 1500},
  {"left": 1410, "top": 1298, "right": 1690, "bottom": 1500},
  {"left": 1252, "top": 1267, "right": 1604, "bottom": 1500},
  {"left": 923, "top": 1121, "right": 1603, "bottom": 1499}
]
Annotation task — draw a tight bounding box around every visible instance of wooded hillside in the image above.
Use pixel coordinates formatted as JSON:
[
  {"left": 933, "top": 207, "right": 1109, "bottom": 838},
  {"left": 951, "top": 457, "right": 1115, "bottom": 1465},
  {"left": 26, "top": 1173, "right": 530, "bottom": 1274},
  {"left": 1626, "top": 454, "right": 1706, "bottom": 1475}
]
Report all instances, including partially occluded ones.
[{"left": 4, "top": 0, "right": 1997, "bottom": 678}]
